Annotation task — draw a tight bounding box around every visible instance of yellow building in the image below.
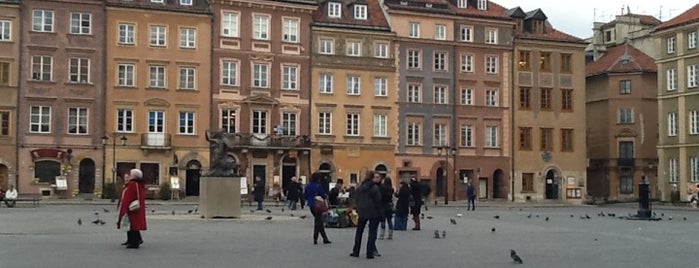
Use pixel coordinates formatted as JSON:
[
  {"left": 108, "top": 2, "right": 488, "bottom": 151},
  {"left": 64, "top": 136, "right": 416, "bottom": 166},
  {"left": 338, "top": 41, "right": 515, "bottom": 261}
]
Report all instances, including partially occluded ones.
[{"left": 0, "top": 0, "right": 20, "bottom": 190}]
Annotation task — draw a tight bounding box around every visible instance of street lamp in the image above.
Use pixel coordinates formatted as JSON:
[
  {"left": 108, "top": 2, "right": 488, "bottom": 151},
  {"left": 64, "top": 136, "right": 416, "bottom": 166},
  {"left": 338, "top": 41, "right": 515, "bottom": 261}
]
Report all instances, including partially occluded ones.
[
  {"left": 102, "top": 135, "right": 127, "bottom": 200},
  {"left": 437, "top": 146, "right": 457, "bottom": 205}
]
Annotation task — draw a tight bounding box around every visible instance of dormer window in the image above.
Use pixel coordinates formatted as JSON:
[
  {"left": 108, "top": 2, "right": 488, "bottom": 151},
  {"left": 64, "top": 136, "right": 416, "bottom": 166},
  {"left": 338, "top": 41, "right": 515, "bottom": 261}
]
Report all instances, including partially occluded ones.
[
  {"left": 180, "top": 0, "right": 193, "bottom": 5},
  {"left": 328, "top": 2, "right": 341, "bottom": 18},
  {"left": 354, "top": 5, "right": 367, "bottom": 20},
  {"left": 457, "top": 0, "right": 466, "bottom": 8},
  {"left": 151, "top": 0, "right": 164, "bottom": 3},
  {"left": 477, "top": 0, "right": 487, "bottom": 10}
]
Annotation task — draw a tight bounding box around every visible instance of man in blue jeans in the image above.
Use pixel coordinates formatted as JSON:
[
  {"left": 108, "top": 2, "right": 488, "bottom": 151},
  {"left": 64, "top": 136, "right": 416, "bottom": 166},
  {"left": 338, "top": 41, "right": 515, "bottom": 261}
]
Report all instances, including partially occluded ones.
[{"left": 350, "top": 171, "right": 383, "bottom": 259}]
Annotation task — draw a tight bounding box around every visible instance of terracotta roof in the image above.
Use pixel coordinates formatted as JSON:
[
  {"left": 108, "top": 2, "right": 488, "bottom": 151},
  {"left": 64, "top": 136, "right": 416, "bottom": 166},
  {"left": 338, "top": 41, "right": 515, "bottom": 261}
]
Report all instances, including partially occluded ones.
[
  {"left": 383, "top": 0, "right": 511, "bottom": 20},
  {"left": 585, "top": 43, "right": 657, "bottom": 77},
  {"left": 655, "top": 4, "right": 699, "bottom": 31},
  {"left": 631, "top": 14, "right": 662, "bottom": 25},
  {"left": 516, "top": 20, "right": 583, "bottom": 43},
  {"left": 313, "top": 0, "right": 391, "bottom": 31},
  {"left": 450, "top": 0, "right": 511, "bottom": 20},
  {"left": 106, "top": 0, "right": 211, "bottom": 14}
]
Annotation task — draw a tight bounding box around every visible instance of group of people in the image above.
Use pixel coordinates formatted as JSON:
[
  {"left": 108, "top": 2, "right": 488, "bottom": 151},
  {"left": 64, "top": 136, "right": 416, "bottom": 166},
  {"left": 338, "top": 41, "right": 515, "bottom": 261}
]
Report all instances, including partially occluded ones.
[
  {"left": 252, "top": 176, "right": 307, "bottom": 211},
  {"left": 0, "top": 184, "right": 18, "bottom": 207}
]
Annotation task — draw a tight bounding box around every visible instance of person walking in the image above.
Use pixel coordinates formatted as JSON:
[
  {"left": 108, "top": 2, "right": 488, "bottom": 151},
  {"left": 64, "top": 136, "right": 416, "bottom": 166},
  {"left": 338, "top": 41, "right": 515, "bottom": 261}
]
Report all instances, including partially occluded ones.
[
  {"left": 4, "top": 185, "right": 17, "bottom": 208},
  {"left": 393, "top": 181, "right": 411, "bottom": 231},
  {"left": 350, "top": 171, "right": 383, "bottom": 259},
  {"left": 409, "top": 177, "right": 423, "bottom": 230},
  {"left": 466, "top": 182, "right": 476, "bottom": 211},
  {"left": 378, "top": 175, "right": 395, "bottom": 240},
  {"left": 253, "top": 176, "right": 265, "bottom": 210},
  {"left": 116, "top": 169, "right": 147, "bottom": 249},
  {"left": 304, "top": 172, "right": 331, "bottom": 245},
  {"left": 285, "top": 176, "right": 300, "bottom": 210}
]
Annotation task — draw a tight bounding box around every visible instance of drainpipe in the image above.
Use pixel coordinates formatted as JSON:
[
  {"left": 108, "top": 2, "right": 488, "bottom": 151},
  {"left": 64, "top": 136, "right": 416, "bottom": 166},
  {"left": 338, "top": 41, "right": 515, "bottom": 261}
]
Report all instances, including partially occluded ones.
[
  {"left": 510, "top": 27, "right": 516, "bottom": 202},
  {"left": 15, "top": 2, "right": 24, "bottom": 192}
]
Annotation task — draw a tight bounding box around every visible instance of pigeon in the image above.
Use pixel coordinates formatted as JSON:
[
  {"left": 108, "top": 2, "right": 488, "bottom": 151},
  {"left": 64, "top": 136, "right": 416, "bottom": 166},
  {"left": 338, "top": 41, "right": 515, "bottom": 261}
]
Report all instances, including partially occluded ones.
[
  {"left": 668, "top": 216, "right": 673, "bottom": 221},
  {"left": 99, "top": 219, "right": 106, "bottom": 225},
  {"left": 171, "top": 210, "right": 175, "bottom": 215},
  {"left": 282, "top": 207, "right": 285, "bottom": 212},
  {"left": 510, "top": 249, "right": 523, "bottom": 264},
  {"left": 421, "top": 213, "right": 425, "bottom": 219},
  {"left": 426, "top": 216, "right": 433, "bottom": 220},
  {"left": 493, "top": 215, "right": 500, "bottom": 219},
  {"left": 535, "top": 215, "right": 540, "bottom": 218},
  {"left": 290, "top": 213, "right": 294, "bottom": 217},
  {"left": 151, "top": 209, "right": 156, "bottom": 213},
  {"left": 77, "top": 218, "right": 82, "bottom": 226},
  {"left": 434, "top": 230, "right": 441, "bottom": 239},
  {"left": 103, "top": 208, "right": 110, "bottom": 213},
  {"left": 450, "top": 218, "right": 457, "bottom": 225},
  {"left": 585, "top": 214, "right": 591, "bottom": 219},
  {"left": 594, "top": 238, "right": 598, "bottom": 241},
  {"left": 570, "top": 214, "right": 574, "bottom": 218},
  {"left": 683, "top": 217, "right": 687, "bottom": 221},
  {"left": 94, "top": 211, "right": 99, "bottom": 216},
  {"left": 188, "top": 210, "right": 193, "bottom": 214},
  {"left": 661, "top": 213, "right": 665, "bottom": 217},
  {"left": 266, "top": 209, "right": 272, "bottom": 213},
  {"left": 545, "top": 217, "right": 549, "bottom": 221},
  {"left": 491, "top": 227, "right": 496, "bottom": 232},
  {"left": 456, "top": 213, "right": 463, "bottom": 218},
  {"left": 299, "top": 215, "right": 307, "bottom": 219},
  {"left": 91, "top": 219, "right": 100, "bottom": 225},
  {"left": 250, "top": 209, "right": 256, "bottom": 213},
  {"left": 424, "top": 206, "right": 428, "bottom": 211},
  {"left": 194, "top": 208, "right": 198, "bottom": 213},
  {"left": 441, "top": 230, "right": 446, "bottom": 238},
  {"left": 265, "top": 216, "right": 273, "bottom": 221},
  {"left": 527, "top": 214, "right": 532, "bottom": 219}
]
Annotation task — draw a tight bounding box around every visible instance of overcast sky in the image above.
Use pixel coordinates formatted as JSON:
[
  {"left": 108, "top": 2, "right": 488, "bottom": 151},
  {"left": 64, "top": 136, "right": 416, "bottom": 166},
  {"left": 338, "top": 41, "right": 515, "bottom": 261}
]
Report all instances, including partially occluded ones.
[{"left": 494, "top": 0, "right": 697, "bottom": 38}]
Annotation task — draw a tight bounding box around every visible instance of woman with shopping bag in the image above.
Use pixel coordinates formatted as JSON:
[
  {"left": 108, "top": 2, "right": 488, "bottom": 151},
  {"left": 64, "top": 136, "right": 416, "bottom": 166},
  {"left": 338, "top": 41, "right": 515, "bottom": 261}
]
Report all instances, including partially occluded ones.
[{"left": 117, "top": 169, "right": 147, "bottom": 249}]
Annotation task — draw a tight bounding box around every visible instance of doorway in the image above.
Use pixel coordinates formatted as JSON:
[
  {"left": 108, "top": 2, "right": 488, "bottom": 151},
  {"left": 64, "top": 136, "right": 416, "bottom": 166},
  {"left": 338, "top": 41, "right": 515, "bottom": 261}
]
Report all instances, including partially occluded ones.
[
  {"left": 545, "top": 170, "right": 559, "bottom": 199},
  {"left": 492, "top": 169, "right": 505, "bottom": 198},
  {"left": 478, "top": 177, "right": 488, "bottom": 199},
  {"left": 253, "top": 164, "right": 267, "bottom": 192},
  {"left": 185, "top": 160, "right": 202, "bottom": 196},
  {"left": 0, "top": 164, "right": 7, "bottom": 189},
  {"left": 78, "top": 158, "right": 96, "bottom": 193},
  {"left": 435, "top": 167, "right": 445, "bottom": 197},
  {"left": 281, "top": 156, "right": 297, "bottom": 193}
]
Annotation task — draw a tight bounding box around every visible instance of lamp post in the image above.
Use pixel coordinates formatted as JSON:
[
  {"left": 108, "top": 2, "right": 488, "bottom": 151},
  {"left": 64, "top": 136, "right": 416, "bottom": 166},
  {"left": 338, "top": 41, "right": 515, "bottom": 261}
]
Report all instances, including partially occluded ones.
[
  {"left": 437, "top": 146, "right": 456, "bottom": 205},
  {"left": 102, "top": 135, "right": 127, "bottom": 200}
]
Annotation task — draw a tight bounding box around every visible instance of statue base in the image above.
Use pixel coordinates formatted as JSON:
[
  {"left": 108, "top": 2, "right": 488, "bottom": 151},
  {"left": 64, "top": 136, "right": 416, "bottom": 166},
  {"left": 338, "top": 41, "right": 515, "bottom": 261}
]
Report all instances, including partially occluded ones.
[{"left": 199, "top": 176, "right": 241, "bottom": 218}]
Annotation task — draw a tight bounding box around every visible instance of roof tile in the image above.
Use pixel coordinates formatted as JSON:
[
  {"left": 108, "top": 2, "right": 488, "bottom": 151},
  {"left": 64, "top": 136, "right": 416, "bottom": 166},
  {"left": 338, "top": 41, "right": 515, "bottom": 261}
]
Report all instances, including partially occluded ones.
[
  {"left": 585, "top": 43, "right": 657, "bottom": 76},
  {"left": 314, "top": 0, "right": 391, "bottom": 30},
  {"left": 656, "top": 4, "right": 699, "bottom": 31}
]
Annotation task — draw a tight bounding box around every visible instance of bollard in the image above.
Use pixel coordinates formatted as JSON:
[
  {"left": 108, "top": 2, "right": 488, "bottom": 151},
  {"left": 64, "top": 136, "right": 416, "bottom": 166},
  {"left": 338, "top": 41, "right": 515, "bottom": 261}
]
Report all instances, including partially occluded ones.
[{"left": 637, "top": 176, "right": 651, "bottom": 218}]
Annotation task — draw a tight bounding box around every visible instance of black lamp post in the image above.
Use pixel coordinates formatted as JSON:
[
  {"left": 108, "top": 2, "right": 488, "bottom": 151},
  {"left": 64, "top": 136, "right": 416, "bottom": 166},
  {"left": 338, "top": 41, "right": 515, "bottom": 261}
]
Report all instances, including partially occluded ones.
[
  {"left": 102, "top": 135, "right": 127, "bottom": 200},
  {"left": 437, "top": 146, "right": 456, "bottom": 205}
]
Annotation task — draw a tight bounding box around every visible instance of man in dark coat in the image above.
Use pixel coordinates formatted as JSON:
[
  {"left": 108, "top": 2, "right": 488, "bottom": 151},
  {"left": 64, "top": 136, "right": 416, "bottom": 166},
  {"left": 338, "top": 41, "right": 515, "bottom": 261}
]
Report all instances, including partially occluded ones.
[
  {"left": 285, "top": 176, "right": 301, "bottom": 210},
  {"left": 409, "top": 177, "right": 423, "bottom": 230},
  {"left": 350, "top": 171, "right": 383, "bottom": 259},
  {"left": 253, "top": 176, "right": 266, "bottom": 210}
]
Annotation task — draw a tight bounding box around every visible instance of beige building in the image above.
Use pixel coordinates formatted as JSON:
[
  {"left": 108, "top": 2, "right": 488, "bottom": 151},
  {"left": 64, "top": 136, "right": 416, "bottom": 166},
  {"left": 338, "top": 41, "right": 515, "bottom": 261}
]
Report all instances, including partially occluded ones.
[
  {"left": 0, "top": 0, "right": 20, "bottom": 190},
  {"left": 588, "top": 12, "right": 661, "bottom": 61},
  {"left": 105, "top": 0, "right": 212, "bottom": 197},
  {"left": 310, "top": 0, "right": 397, "bottom": 185},
  {"left": 510, "top": 8, "right": 588, "bottom": 203},
  {"left": 654, "top": 5, "right": 699, "bottom": 201}
]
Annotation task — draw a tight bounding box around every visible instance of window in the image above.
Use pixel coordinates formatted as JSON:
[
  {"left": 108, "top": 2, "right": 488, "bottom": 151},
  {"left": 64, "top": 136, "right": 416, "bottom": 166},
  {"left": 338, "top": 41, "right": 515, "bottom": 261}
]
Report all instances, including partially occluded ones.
[
  {"left": 688, "top": 65, "right": 698, "bottom": 88},
  {"left": 180, "top": 0, "right": 193, "bottom": 5},
  {"left": 485, "top": 28, "right": 497, "bottom": 44},
  {"left": 252, "top": 110, "right": 267, "bottom": 134},
  {"left": 667, "top": 68, "right": 677, "bottom": 91},
  {"left": 485, "top": 126, "right": 498, "bottom": 148},
  {"left": 328, "top": 2, "right": 341, "bottom": 18},
  {"left": 407, "top": 83, "right": 421, "bottom": 103},
  {"left": 692, "top": 156, "right": 699, "bottom": 182},
  {"left": 319, "top": 38, "right": 334, "bottom": 54},
  {"left": 178, "top": 112, "right": 195, "bottom": 134},
  {"left": 560, "top": 53, "right": 572, "bottom": 73},
  {"left": 434, "top": 85, "right": 447, "bottom": 104},
  {"left": 619, "top": 108, "right": 633, "bottom": 124},
  {"left": 460, "top": 26, "right": 473, "bottom": 42},
  {"left": 434, "top": 124, "right": 447, "bottom": 146},
  {"left": 253, "top": 14, "right": 270, "bottom": 40},
  {"left": 477, "top": 0, "right": 487, "bottom": 10},
  {"left": 116, "top": 109, "right": 133, "bottom": 132},
  {"left": 118, "top": 23, "right": 135, "bottom": 45},
  {"left": 435, "top": 24, "right": 446, "bottom": 40},
  {"left": 32, "top": 56, "right": 52, "bottom": 81},
  {"left": 318, "top": 112, "right": 332, "bottom": 135},
  {"left": 407, "top": 50, "right": 421, "bottom": 69},
  {"left": 690, "top": 110, "right": 699, "bottom": 135},
  {"left": 282, "top": 18, "right": 299, "bottom": 43},
  {"left": 407, "top": 122, "right": 421, "bottom": 146},
  {"left": 150, "top": 26, "right": 167, "bottom": 46},
  {"left": 519, "top": 127, "right": 531, "bottom": 150},
  {"left": 561, "top": 89, "right": 573, "bottom": 111},
  {"left": 668, "top": 112, "right": 677, "bottom": 136},
  {"left": 373, "top": 114, "right": 387, "bottom": 137},
  {"left": 222, "top": 12, "right": 239, "bottom": 37},
  {"left": 460, "top": 125, "right": 473, "bottom": 147},
  {"left": 70, "top": 13, "right": 91, "bottom": 34},
  {"left": 519, "top": 87, "right": 531, "bottom": 109},
  {"left": 347, "top": 41, "right": 361, "bottom": 56},
  {"left": 33, "top": 10, "right": 54, "bottom": 32},
  {"left": 461, "top": 54, "right": 473, "bottom": 72},
  {"left": 69, "top": 58, "right": 89, "bottom": 83},
  {"left": 561, "top": 129, "right": 573, "bottom": 152},
  {"left": 409, "top": 22, "right": 420, "bottom": 38},
  {"left": 457, "top": 0, "right": 467, "bottom": 8},
  {"left": 151, "top": 0, "right": 164, "bottom": 3},
  {"left": 180, "top": 28, "right": 196, "bottom": 48},
  {"left": 282, "top": 65, "right": 298, "bottom": 90},
  {"left": 0, "top": 111, "right": 9, "bottom": 136},
  {"left": 68, "top": 107, "right": 88, "bottom": 135},
  {"left": 0, "top": 20, "right": 10, "bottom": 41},
  {"left": 148, "top": 66, "right": 165, "bottom": 88},
  {"left": 518, "top": 51, "right": 531, "bottom": 71},
  {"left": 354, "top": 5, "right": 367, "bottom": 20},
  {"left": 0, "top": 62, "right": 8, "bottom": 85},
  {"left": 619, "top": 142, "right": 635, "bottom": 159},
  {"left": 667, "top": 37, "right": 675, "bottom": 53},
  {"left": 148, "top": 111, "right": 165, "bottom": 133},
  {"left": 540, "top": 88, "right": 552, "bottom": 110},
  {"left": 620, "top": 176, "right": 633, "bottom": 194},
  {"left": 347, "top": 75, "right": 360, "bottom": 95},
  {"left": 486, "top": 56, "right": 498, "bottom": 74},
  {"left": 117, "top": 64, "right": 134, "bottom": 86},
  {"left": 461, "top": 88, "right": 473, "bottom": 105},
  {"left": 668, "top": 158, "right": 678, "bottom": 183},
  {"left": 689, "top": 32, "right": 697, "bottom": 49},
  {"left": 30, "top": 106, "right": 51, "bottom": 133},
  {"left": 604, "top": 29, "right": 614, "bottom": 43},
  {"left": 221, "top": 109, "right": 236, "bottom": 133},
  {"left": 374, "top": 77, "right": 387, "bottom": 96},
  {"left": 319, "top": 74, "right": 333, "bottom": 93},
  {"left": 282, "top": 112, "right": 297, "bottom": 136},
  {"left": 540, "top": 127, "right": 553, "bottom": 151},
  {"left": 539, "top": 52, "right": 551, "bottom": 72},
  {"left": 252, "top": 63, "right": 269, "bottom": 88},
  {"left": 434, "top": 51, "right": 447, "bottom": 71},
  {"left": 221, "top": 60, "right": 238, "bottom": 86},
  {"left": 522, "top": 173, "right": 534, "bottom": 192},
  {"left": 374, "top": 42, "right": 388, "bottom": 58},
  {"left": 346, "top": 113, "right": 360, "bottom": 136},
  {"left": 179, "top": 67, "right": 196, "bottom": 90},
  {"left": 485, "top": 90, "right": 498, "bottom": 106}
]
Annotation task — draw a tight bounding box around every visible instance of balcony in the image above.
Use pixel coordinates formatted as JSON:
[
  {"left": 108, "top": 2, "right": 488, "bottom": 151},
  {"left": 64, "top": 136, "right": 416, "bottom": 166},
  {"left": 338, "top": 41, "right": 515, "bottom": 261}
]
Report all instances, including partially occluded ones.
[
  {"left": 140, "top": 133, "right": 172, "bottom": 149},
  {"left": 226, "top": 133, "right": 311, "bottom": 149},
  {"left": 617, "top": 158, "right": 634, "bottom": 168}
]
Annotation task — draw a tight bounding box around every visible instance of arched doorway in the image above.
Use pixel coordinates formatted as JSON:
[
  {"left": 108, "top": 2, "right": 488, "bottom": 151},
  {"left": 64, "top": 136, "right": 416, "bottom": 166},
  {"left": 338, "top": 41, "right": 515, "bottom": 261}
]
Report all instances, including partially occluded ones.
[
  {"left": 492, "top": 169, "right": 505, "bottom": 199},
  {"left": 185, "top": 160, "right": 202, "bottom": 196},
  {"left": 317, "top": 162, "right": 333, "bottom": 192},
  {"left": 281, "top": 156, "right": 297, "bottom": 193},
  {"left": 0, "top": 164, "right": 8, "bottom": 189},
  {"left": 545, "top": 169, "right": 560, "bottom": 199},
  {"left": 78, "top": 159, "right": 96, "bottom": 193},
  {"left": 374, "top": 164, "right": 388, "bottom": 175},
  {"left": 435, "top": 167, "right": 445, "bottom": 197}
]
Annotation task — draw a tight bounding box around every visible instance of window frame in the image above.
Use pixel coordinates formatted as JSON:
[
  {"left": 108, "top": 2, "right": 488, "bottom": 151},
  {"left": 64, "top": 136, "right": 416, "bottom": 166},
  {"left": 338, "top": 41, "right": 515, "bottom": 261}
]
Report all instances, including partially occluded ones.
[
  {"left": 32, "top": 10, "right": 54, "bottom": 32},
  {"left": 435, "top": 24, "right": 446, "bottom": 40},
  {"left": 220, "top": 109, "right": 237, "bottom": 133},
  {"left": 619, "top": 80, "right": 631, "bottom": 94},
  {"left": 540, "top": 127, "right": 553, "bottom": 151},
  {"left": 149, "top": 65, "right": 166, "bottom": 88},
  {"left": 485, "top": 89, "right": 498, "bottom": 107},
  {"left": 30, "top": 106, "right": 51, "bottom": 133},
  {"left": 690, "top": 110, "right": 699, "bottom": 135},
  {"left": 461, "top": 53, "right": 473, "bottom": 73},
  {"left": 519, "top": 127, "right": 531, "bottom": 150},
  {"left": 433, "top": 123, "right": 447, "bottom": 147},
  {"left": 668, "top": 112, "right": 677, "bottom": 137},
  {"left": 117, "top": 63, "right": 135, "bottom": 87},
  {"left": 179, "top": 67, "right": 196, "bottom": 90},
  {"left": 318, "top": 112, "right": 332, "bottom": 135},
  {"left": 179, "top": 27, "right": 197, "bottom": 49},
  {"left": 178, "top": 111, "right": 196, "bottom": 135},
  {"left": 460, "top": 124, "right": 473, "bottom": 147},
  {"left": 70, "top": 12, "right": 91, "bottom": 35},
  {"left": 118, "top": 23, "right": 135, "bottom": 45},
  {"left": 32, "top": 55, "right": 52, "bottom": 81},
  {"left": 221, "top": 60, "right": 238, "bottom": 86},
  {"left": 282, "top": 17, "right": 299, "bottom": 43},
  {"left": 667, "top": 36, "right": 676, "bottom": 54},
  {"left": 346, "top": 75, "right": 361, "bottom": 95},
  {"left": 328, "top": 2, "right": 342, "bottom": 18},
  {"left": 282, "top": 64, "right": 298, "bottom": 90},
  {"left": 485, "top": 28, "right": 497, "bottom": 44},
  {"left": 434, "top": 51, "right": 447, "bottom": 71},
  {"left": 252, "top": 62, "right": 270, "bottom": 88},
  {"left": 485, "top": 55, "right": 498, "bottom": 74},
  {"left": 281, "top": 112, "right": 298, "bottom": 136},
  {"left": 69, "top": 57, "right": 90, "bottom": 84},
  {"left": 251, "top": 110, "right": 268, "bottom": 134},
  {"left": 319, "top": 38, "right": 334, "bottom": 54},
  {"left": 689, "top": 31, "right": 697, "bottom": 50},
  {"left": 253, "top": 14, "right": 270, "bottom": 40},
  {"left": 221, "top": 11, "right": 239, "bottom": 37},
  {"left": 407, "top": 122, "right": 421, "bottom": 146},
  {"left": 460, "top": 25, "right": 473, "bottom": 42},
  {"left": 354, "top": 5, "right": 367, "bottom": 20},
  {"left": 374, "top": 42, "right": 389, "bottom": 58},
  {"left": 407, "top": 83, "right": 422, "bottom": 103},
  {"left": 485, "top": 125, "right": 498, "bottom": 148},
  {"left": 149, "top": 25, "right": 167, "bottom": 47},
  {"left": 434, "top": 85, "right": 447, "bottom": 104},
  {"left": 688, "top": 65, "right": 698, "bottom": 88},
  {"left": 346, "top": 40, "right": 362, "bottom": 57},
  {"left": 374, "top": 77, "right": 387, "bottom": 97},
  {"left": 373, "top": 114, "right": 387, "bottom": 137},
  {"left": 346, "top": 113, "right": 360, "bottom": 136},
  {"left": 667, "top": 68, "right": 677, "bottom": 91},
  {"left": 407, "top": 49, "right": 421, "bottom": 70},
  {"left": 0, "top": 20, "right": 11, "bottom": 41},
  {"left": 319, "top": 73, "right": 333, "bottom": 94},
  {"left": 116, "top": 109, "right": 133, "bottom": 133},
  {"left": 408, "top": 22, "right": 420, "bottom": 38},
  {"left": 67, "top": 107, "right": 88, "bottom": 135},
  {"left": 461, "top": 88, "right": 473, "bottom": 105}
]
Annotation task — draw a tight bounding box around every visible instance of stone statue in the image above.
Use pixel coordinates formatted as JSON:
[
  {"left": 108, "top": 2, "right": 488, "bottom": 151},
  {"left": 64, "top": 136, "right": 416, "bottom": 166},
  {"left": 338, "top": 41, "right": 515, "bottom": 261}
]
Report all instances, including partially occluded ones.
[{"left": 205, "top": 130, "right": 238, "bottom": 177}]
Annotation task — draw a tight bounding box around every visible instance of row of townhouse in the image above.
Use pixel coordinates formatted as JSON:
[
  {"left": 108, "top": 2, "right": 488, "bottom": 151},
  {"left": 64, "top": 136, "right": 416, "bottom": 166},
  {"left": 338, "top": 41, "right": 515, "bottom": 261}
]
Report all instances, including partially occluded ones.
[{"left": 0, "top": 0, "right": 588, "bottom": 203}]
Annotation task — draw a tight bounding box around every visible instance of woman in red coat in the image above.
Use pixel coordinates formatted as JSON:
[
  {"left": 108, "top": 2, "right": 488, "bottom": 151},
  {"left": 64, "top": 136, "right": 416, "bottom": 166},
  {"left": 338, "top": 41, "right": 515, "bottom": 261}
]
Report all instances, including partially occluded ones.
[{"left": 117, "top": 169, "right": 147, "bottom": 249}]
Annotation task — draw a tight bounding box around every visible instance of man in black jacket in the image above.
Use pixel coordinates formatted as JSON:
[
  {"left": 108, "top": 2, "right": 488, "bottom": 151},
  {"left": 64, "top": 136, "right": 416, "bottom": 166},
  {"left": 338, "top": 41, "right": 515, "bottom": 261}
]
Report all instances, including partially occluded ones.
[
  {"left": 350, "top": 171, "right": 383, "bottom": 259},
  {"left": 409, "top": 177, "right": 424, "bottom": 230}
]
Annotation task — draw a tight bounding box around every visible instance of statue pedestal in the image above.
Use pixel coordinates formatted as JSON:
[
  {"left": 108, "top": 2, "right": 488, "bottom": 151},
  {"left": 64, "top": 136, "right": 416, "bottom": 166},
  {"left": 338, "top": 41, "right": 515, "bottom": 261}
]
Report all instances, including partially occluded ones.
[{"left": 199, "top": 176, "right": 241, "bottom": 218}]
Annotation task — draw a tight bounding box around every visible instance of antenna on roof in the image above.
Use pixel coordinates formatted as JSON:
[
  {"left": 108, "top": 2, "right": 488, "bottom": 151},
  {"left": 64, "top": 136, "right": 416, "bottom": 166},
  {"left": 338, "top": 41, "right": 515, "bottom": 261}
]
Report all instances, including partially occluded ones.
[
  {"left": 658, "top": 5, "right": 662, "bottom": 20},
  {"left": 627, "top": 5, "right": 630, "bottom": 14}
]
